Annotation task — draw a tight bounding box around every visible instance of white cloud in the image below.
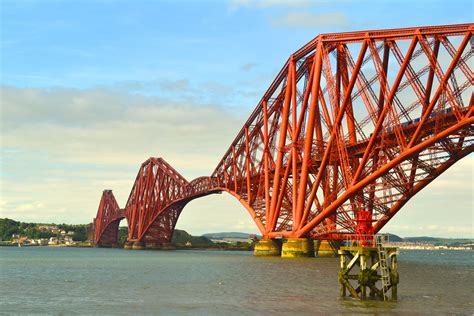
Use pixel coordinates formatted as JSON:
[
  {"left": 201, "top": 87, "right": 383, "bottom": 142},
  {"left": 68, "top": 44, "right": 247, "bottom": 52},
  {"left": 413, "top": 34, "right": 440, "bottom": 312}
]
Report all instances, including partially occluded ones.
[
  {"left": 270, "top": 11, "right": 350, "bottom": 28},
  {"left": 0, "top": 85, "right": 240, "bottom": 169},
  {"left": 0, "top": 85, "right": 252, "bottom": 231}
]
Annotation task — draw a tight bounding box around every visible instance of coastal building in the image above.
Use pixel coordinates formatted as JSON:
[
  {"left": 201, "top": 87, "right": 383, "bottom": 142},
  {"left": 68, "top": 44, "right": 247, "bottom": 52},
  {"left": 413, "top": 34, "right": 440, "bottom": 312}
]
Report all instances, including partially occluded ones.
[
  {"left": 64, "top": 236, "right": 75, "bottom": 245},
  {"left": 37, "top": 239, "right": 48, "bottom": 246}
]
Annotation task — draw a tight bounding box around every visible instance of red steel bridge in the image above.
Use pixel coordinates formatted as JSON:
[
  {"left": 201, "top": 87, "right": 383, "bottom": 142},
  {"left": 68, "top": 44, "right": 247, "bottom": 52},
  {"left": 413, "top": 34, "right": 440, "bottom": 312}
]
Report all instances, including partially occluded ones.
[{"left": 93, "top": 24, "right": 473, "bottom": 248}]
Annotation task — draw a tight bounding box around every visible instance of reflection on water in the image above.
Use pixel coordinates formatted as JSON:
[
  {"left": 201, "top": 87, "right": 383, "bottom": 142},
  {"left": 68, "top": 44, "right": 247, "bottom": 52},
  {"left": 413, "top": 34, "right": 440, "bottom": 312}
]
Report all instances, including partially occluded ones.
[{"left": 0, "top": 247, "right": 472, "bottom": 314}]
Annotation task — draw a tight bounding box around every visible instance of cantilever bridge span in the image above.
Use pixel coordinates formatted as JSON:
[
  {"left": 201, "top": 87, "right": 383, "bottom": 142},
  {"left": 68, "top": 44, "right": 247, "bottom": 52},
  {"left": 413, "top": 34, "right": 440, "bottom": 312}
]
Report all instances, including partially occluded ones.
[{"left": 93, "top": 24, "right": 473, "bottom": 248}]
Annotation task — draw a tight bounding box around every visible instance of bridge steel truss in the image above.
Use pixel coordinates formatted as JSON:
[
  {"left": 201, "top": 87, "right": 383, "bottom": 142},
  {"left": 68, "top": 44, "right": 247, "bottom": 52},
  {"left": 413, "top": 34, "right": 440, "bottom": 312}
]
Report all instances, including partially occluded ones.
[
  {"left": 93, "top": 190, "right": 124, "bottom": 246},
  {"left": 93, "top": 24, "right": 473, "bottom": 246}
]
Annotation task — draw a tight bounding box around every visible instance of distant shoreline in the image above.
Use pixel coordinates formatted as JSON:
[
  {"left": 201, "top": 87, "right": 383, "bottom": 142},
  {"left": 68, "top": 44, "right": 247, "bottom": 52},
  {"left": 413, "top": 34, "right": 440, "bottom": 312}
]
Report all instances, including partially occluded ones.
[
  {"left": 0, "top": 242, "right": 252, "bottom": 251},
  {"left": 0, "top": 243, "right": 93, "bottom": 248},
  {"left": 1, "top": 244, "right": 471, "bottom": 252}
]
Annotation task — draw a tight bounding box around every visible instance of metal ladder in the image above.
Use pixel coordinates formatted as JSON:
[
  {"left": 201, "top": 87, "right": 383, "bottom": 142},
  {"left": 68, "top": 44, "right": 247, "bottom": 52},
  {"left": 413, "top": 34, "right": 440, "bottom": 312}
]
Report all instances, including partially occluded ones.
[{"left": 377, "top": 237, "right": 391, "bottom": 300}]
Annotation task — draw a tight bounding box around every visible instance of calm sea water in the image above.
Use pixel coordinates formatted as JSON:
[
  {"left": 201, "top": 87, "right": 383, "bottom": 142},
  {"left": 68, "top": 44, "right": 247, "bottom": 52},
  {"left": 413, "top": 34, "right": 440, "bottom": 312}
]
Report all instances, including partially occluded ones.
[{"left": 0, "top": 247, "right": 473, "bottom": 315}]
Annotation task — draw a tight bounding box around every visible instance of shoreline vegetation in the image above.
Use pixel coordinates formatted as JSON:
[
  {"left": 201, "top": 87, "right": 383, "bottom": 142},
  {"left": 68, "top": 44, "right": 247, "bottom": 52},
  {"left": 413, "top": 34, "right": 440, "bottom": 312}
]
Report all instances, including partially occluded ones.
[
  {"left": 0, "top": 218, "right": 254, "bottom": 251},
  {"left": 1, "top": 218, "right": 472, "bottom": 251}
]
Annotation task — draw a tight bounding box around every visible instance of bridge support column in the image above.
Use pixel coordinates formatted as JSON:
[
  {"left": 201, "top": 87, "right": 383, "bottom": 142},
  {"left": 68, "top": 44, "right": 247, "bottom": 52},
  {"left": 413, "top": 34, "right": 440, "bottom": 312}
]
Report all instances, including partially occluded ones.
[
  {"left": 253, "top": 239, "right": 281, "bottom": 256},
  {"left": 314, "top": 240, "right": 339, "bottom": 257},
  {"left": 123, "top": 241, "right": 133, "bottom": 250},
  {"left": 338, "top": 246, "right": 399, "bottom": 300},
  {"left": 281, "top": 238, "right": 315, "bottom": 258}
]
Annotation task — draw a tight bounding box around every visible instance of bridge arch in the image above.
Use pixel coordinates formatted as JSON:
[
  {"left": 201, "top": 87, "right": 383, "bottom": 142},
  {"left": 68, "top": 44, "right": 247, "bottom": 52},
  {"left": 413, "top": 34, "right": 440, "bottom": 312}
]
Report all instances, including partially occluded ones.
[{"left": 174, "top": 192, "right": 261, "bottom": 236}]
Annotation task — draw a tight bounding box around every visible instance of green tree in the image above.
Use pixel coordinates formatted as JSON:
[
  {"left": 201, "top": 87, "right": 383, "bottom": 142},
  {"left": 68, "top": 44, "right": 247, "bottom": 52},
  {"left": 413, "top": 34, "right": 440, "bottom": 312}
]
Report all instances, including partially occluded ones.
[
  {"left": 118, "top": 226, "right": 128, "bottom": 246},
  {"left": 0, "top": 218, "right": 20, "bottom": 240},
  {"left": 72, "top": 227, "right": 87, "bottom": 242}
]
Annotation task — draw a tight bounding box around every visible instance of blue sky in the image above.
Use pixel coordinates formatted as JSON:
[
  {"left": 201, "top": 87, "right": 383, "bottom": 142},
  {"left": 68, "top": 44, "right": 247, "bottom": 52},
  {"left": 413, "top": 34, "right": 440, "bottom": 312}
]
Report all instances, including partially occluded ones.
[
  {"left": 2, "top": 0, "right": 471, "bottom": 90},
  {"left": 1, "top": 0, "right": 472, "bottom": 237}
]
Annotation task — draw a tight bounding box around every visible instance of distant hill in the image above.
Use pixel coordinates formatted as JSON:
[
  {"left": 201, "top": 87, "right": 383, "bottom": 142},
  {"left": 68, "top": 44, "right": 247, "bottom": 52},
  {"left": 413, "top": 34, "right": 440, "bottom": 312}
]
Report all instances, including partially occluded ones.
[
  {"left": 202, "top": 232, "right": 260, "bottom": 240},
  {"left": 172, "top": 229, "right": 214, "bottom": 247},
  {"left": 403, "top": 236, "right": 440, "bottom": 242},
  {"left": 378, "top": 234, "right": 473, "bottom": 246},
  {"left": 402, "top": 236, "right": 473, "bottom": 246},
  {"left": 385, "top": 233, "right": 403, "bottom": 242}
]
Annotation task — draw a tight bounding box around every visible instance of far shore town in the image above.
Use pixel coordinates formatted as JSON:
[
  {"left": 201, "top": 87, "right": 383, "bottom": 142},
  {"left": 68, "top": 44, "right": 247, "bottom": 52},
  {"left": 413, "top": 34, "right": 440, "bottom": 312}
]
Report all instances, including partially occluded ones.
[{"left": 2, "top": 235, "right": 473, "bottom": 251}]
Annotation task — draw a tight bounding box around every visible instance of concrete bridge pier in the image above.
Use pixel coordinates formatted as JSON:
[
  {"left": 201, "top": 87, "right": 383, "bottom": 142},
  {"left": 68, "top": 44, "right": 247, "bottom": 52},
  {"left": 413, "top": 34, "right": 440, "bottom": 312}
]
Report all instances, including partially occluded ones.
[
  {"left": 314, "top": 240, "right": 339, "bottom": 257},
  {"left": 254, "top": 238, "right": 341, "bottom": 258},
  {"left": 253, "top": 239, "right": 282, "bottom": 256},
  {"left": 281, "top": 238, "right": 315, "bottom": 258}
]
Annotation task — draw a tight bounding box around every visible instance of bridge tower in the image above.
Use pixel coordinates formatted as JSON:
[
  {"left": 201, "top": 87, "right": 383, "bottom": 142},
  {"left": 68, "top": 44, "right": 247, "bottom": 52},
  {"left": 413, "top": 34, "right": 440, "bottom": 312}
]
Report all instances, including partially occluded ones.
[{"left": 93, "top": 190, "right": 124, "bottom": 247}]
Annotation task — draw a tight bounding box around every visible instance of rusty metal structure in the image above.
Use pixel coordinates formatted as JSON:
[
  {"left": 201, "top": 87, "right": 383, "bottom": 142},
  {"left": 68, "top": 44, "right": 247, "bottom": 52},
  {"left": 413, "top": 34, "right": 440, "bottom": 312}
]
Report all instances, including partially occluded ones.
[
  {"left": 93, "top": 24, "right": 473, "bottom": 247},
  {"left": 93, "top": 190, "right": 124, "bottom": 246}
]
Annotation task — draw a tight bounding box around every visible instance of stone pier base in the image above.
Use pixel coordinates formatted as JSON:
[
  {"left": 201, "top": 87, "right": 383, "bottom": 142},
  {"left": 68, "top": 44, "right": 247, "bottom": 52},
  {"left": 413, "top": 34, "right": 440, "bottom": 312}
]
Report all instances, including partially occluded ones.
[
  {"left": 254, "top": 239, "right": 282, "bottom": 256},
  {"left": 145, "top": 242, "right": 176, "bottom": 250},
  {"left": 95, "top": 243, "right": 116, "bottom": 248},
  {"left": 145, "top": 242, "right": 161, "bottom": 250},
  {"left": 123, "top": 241, "right": 134, "bottom": 250},
  {"left": 315, "top": 240, "right": 339, "bottom": 257},
  {"left": 131, "top": 241, "right": 146, "bottom": 250},
  {"left": 281, "top": 238, "right": 315, "bottom": 258}
]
